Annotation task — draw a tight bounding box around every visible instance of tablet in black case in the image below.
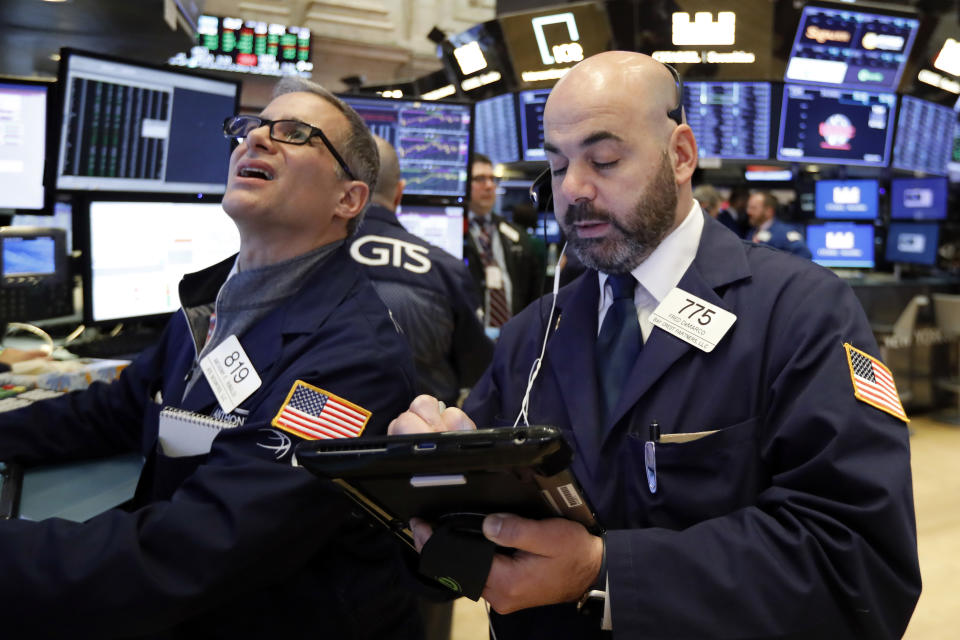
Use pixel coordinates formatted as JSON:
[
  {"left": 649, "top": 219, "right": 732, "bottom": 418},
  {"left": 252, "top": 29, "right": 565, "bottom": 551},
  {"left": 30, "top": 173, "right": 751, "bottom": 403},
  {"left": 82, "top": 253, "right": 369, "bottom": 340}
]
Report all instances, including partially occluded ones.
[{"left": 294, "top": 426, "right": 600, "bottom": 548}]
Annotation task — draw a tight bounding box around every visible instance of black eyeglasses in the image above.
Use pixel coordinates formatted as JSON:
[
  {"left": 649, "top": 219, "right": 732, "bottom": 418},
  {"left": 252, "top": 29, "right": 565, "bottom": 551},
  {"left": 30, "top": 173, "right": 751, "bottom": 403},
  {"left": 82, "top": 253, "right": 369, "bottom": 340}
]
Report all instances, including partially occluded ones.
[{"left": 222, "top": 115, "right": 357, "bottom": 181}]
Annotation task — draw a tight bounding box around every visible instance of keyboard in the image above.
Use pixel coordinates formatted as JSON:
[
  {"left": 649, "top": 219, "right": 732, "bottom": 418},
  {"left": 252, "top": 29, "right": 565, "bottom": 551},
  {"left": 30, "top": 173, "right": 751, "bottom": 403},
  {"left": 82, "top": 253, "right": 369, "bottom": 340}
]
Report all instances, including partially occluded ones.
[{"left": 68, "top": 332, "right": 162, "bottom": 359}]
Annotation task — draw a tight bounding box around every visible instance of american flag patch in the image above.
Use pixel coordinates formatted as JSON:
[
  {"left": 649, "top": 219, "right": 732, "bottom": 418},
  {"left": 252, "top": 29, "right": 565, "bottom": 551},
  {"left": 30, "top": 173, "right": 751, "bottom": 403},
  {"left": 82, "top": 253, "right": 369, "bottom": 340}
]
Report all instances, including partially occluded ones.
[
  {"left": 844, "top": 343, "right": 908, "bottom": 423},
  {"left": 271, "top": 380, "right": 371, "bottom": 440}
]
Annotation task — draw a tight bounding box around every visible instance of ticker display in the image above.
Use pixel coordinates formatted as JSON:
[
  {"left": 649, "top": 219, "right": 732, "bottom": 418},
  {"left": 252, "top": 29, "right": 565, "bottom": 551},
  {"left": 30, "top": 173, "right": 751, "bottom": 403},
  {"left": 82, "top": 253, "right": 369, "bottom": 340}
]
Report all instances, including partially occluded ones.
[{"left": 682, "top": 81, "right": 771, "bottom": 160}]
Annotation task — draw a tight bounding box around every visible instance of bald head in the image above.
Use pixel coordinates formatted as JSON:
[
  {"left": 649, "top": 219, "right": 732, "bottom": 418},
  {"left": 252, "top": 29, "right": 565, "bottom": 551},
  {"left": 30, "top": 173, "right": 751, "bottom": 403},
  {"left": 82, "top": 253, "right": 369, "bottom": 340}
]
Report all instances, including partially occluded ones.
[
  {"left": 547, "top": 51, "right": 681, "bottom": 145},
  {"left": 371, "top": 135, "right": 404, "bottom": 210}
]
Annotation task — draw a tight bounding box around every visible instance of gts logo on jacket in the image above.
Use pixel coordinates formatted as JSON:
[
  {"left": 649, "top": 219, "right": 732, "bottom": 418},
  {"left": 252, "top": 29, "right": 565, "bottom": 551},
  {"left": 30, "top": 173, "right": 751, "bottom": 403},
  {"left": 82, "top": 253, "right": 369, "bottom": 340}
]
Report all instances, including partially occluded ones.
[{"left": 350, "top": 235, "right": 432, "bottom": 274}]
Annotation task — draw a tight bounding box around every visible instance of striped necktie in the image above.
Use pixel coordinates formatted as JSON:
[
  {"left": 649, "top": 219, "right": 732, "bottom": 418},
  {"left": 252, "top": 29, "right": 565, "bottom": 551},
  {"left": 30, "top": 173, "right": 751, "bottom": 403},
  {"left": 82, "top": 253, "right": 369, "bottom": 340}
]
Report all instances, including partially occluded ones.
[{"left": 474, "top": 220, "right": 510, "bottom": 327}]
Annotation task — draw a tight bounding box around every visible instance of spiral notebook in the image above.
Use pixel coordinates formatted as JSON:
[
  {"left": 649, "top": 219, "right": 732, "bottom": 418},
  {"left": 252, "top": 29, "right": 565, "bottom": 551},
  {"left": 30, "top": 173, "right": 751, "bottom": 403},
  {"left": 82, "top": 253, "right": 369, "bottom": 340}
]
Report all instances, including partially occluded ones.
[{"left": 158, "top": 407, "right": 235, "bottom": 457}]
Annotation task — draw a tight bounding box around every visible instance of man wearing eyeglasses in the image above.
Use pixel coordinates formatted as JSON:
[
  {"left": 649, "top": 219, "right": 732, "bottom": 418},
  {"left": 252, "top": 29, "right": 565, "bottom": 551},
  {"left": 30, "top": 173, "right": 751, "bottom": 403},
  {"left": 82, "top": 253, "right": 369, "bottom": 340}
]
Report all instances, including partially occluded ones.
[
  {"left": 391, "top": 52, "right": 920, "bottom": 639},
  {"left": 0, "top": 77, "right": 425, "bottom": 637},
  {"left": 465, "top": 153, "right": 544, "bottom": 335}
]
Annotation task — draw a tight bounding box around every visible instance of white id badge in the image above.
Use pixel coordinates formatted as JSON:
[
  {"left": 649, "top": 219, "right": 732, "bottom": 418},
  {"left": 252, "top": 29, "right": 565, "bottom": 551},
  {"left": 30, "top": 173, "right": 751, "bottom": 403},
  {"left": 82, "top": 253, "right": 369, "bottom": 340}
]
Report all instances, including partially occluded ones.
[
  {"left": 650, "top": 288, "right": 736, "bottom": 352},
  {"left": 485, "top": 265, "right": 504, "bottom": 289},
  {"left": 199, "top": 335, "right": 262, "bottom": 414}
]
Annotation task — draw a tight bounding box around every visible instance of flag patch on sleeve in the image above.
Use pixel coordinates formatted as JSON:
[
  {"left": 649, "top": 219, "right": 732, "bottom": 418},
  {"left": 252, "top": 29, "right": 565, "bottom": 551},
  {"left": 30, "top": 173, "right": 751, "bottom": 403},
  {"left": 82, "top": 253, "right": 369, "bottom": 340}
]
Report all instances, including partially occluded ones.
[
  {"left": 271, "top": 380, "right": 371, "bottom": 440},
  {"left": 844, "top": 343, "right": 908, "bottom": 423}
]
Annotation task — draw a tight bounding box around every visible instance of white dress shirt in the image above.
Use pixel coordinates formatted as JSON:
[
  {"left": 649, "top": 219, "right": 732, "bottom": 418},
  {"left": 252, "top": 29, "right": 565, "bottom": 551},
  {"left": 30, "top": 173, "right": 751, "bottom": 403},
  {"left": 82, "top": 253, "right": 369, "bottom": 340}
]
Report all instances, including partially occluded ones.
[{"left": 597, "top": 201, "right": 704, "bottom": 341}]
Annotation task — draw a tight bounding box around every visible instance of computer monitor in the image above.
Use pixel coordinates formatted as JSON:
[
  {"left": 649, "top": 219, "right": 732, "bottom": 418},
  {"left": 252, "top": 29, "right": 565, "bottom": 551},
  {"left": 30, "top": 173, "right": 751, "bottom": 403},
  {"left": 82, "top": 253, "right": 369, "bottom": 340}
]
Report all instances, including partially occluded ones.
[
  {"left": 890, "top": 177, "right": 948, "bottom": 221},
  {"left": 395, "top": 204, "right": 465, "bottom": 260},
  {"left": 784, "top": 3, "right": 919, "bottom": 91},
  {"left": 885, "top": 222, "right": 939, "bottom": 266},
  {"left": 11, "top": 201, "right": 73, "bottom": 252},
  {"left": 340, "top": 95, "right": 472, "bottom": 203},
  {"left": 891, "top": 96, "right": 955, "bottom": 176},
  {"left": 777, "top": 84, "right": 896, "bottom": 167},
  {"left": 806, "top": 222, "right": 875, "bottom": 268},
  {"left": 536, "top": 213, "right": 561, "bottom": 244},
  {"left": 0, "top": 77, "right": 51, "bottom": 210},
  {"left": 682, "top": 81, "right": 772, "bottom": 160},
  {"left": 83, "top": 200, "right": 241, "bottom": 323},
  {"left": 473, "top": 93, "right": 520, "bottom": 165},
  {"left": 55, "top": 49, "right": 240, "bottom": 195},
  {"left": 518, "top": 88, "right": 550, "bottom": 161},
  {"left": 814, "top": 179, "right": 879, "bottom": 219}
]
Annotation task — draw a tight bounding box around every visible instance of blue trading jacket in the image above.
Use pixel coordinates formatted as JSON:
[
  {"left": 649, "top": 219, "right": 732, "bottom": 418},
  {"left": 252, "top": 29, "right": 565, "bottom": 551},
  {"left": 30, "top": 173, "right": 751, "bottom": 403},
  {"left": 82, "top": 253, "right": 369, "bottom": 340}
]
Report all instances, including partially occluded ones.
[
  {"left": 753, "top": 219, "right": 813, "bottom": 259},
  {"left": 351, "top": 204, "right": 493, "bottom": 405},
  {"left": 0, "top": 245, "right": 423, "bottom": 638},
  {"left": 464, "top": 213, "right": 920, "bottom": 639}
]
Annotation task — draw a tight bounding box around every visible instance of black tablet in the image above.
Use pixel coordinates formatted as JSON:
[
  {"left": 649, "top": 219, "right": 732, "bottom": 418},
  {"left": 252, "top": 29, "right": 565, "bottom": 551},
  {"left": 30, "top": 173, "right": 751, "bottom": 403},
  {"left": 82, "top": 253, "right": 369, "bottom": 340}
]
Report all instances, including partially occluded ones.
[{"left": 294, "top": 426, "right": 600, "bottom": 548}]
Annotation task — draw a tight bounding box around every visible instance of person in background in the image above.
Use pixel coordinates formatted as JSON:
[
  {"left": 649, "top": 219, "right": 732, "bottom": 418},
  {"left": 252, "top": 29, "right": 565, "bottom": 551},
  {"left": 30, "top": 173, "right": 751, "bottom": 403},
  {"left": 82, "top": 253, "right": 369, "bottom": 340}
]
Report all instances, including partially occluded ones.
[
  {"left": 692, "top": 184, "right": 721, "bottom": 218},
  {"left": 0, "top": 77, "right": 425, "bottom": 638},
  {"left": 717, "top": 183, "right": 750, "bottom": 237},
  {"left": 351, "top": 135, "right": 493, "bottom": 407},
  {"left": 465, "top": 153, "right": 544, "bottom": 334},
  {"left": 390, "top": 51, "right": 920, "bottom": 639},
  {"left": 746, "top": 191, "right": 812, "bottom": 259}
]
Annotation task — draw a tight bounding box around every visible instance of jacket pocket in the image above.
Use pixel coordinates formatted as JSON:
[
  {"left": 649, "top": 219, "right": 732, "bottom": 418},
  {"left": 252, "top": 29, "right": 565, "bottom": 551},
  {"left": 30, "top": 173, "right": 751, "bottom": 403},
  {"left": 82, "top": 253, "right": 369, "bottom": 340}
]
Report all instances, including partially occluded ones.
[{"left": 622, "top": 416, "right": 764, "bottom": 529}]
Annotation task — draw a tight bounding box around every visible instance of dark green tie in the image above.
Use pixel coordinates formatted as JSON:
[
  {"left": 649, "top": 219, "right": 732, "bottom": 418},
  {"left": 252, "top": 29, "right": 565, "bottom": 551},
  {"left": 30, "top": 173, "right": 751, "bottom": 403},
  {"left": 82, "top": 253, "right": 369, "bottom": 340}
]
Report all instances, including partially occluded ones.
[{"left": 596, "top": 274, "right": 642, "bottom": 425}]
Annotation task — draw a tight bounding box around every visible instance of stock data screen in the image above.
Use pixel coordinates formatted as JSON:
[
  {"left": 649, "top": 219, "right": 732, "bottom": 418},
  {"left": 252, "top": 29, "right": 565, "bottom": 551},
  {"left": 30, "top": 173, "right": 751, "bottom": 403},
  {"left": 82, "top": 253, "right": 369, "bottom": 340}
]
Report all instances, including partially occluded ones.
[
  {"left": 777, "top": 84, "right": 895, "bottom": 167},
  {"left": 892, "top": 96, "right": 955, "bottom": 176},
  {"left": 518, "top": 89, "right": 550, "bottom": 161},
  {"left": 342, "top": 96, "right": 471, "bottom": 199},
  {"left": 785, "top": 5, "right": 918, "bottom": 90},
  {"left": 682, "top": 82, "right": 771, "bottom": 160},
  {"left": 474, "top": 93, "right": 520, "bottom": 165},
  {"left": 56, "top": 51, "right": 239, "bottom": 194}
]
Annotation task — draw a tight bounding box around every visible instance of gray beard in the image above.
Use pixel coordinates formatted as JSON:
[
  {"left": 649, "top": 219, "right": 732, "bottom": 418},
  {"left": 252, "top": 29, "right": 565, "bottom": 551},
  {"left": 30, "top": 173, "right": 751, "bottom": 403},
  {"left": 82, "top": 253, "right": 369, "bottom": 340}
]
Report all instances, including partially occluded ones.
[{"left": 561, "top": 153, "right": 679, "bottom": 274}]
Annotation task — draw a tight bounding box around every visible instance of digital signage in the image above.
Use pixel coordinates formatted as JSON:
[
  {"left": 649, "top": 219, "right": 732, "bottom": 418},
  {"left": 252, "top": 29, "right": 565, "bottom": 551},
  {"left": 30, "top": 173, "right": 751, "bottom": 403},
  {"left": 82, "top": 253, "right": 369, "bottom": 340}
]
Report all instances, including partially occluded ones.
[
  {"left": 890, "top": 177, "right": 948, "bottom": 220},
  {"left": 785, "top": 4, "right": 919, "bottom": 90},
  {"left": 683, "top": 81, "right": 771, "bottom": 160},
  {"left": 498, "top": 2, "right": 612, "bottom": 88},
  {"left": 806, "top": 222, "right": 875, "bottom": 268},
  {"left": 892, "top": 96, "right": 955, "bottom": 176},
  {"left": 885, "top": 222, "right": 939, "bottom": 266},
  {"left": 814, "top": 179, "right": 879, "bottom": 219},
  {"left": 777, "top": 84, "right": 896, "bottom": 167}
]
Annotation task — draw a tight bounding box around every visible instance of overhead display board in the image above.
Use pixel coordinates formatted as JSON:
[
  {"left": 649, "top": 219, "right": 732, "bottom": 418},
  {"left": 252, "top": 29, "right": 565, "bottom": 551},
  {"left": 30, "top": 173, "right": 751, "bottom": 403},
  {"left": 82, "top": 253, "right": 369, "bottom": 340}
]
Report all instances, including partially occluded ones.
[{"left": 498, "top": 1, "right": 612, "bottom": 88}]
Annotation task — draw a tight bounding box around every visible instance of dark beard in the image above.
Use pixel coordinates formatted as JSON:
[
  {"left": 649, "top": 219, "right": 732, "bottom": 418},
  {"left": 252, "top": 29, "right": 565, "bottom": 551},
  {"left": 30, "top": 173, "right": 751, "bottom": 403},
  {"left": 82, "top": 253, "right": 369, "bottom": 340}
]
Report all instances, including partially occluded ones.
[{"left": 561, "top": 152, "right": 679, "bottom": 274}]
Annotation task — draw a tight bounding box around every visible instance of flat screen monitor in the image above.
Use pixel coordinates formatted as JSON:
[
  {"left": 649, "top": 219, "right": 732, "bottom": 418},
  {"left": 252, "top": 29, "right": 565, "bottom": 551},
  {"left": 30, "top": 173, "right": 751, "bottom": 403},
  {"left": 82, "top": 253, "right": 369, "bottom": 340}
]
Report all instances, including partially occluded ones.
[
  {"left": 473, "top": 93, "right": 520, "bottom": 165},
  {"left": 85, "top": 200, "right": 241, "bottom": 323},
  {"left": 892, "top": 96, "right": 955, "bottom": 176},
  {"left": 890, "top": 177, "right": 948, "bottom": 220},
  {"left": 341, "top": 95, "right": 472, "bottom": 202},
  {"left": 806, "top": 222, "right": 874, "bottom": 268},
  {"left": 814, "top": 179, "right": 879, "bottom": 219},
  {"left": 496, "top": 179, "right": 534, "bottom": 219},
  {"left": 682, "top": 81, "right": 772, "bottom": 160},
  {"left": 777, "top": 84, "right": 895, "bottom": 166},
  {"left": 518, "top": 88, "right": 550, "bottom": 161},
  {"left": 0, "top": 78, "right": 51, "bottom": 210},
  {"left": 12, "top": 201, "right": 73, "bottom": 252},
  {"left": 536, "top": 213, "right": 561, "bottom": 244},
  {"left": 784, "top": 4, "right": 919, "bottom": 90},
  {"left": 885, "top": 222, "right": 939, "bottom": 266},
  {"left": 395, "top": 204, "right": 465, "bottom": 260},
  {"left": 55, "top": 49, "right": 240, "bottom": 195}
]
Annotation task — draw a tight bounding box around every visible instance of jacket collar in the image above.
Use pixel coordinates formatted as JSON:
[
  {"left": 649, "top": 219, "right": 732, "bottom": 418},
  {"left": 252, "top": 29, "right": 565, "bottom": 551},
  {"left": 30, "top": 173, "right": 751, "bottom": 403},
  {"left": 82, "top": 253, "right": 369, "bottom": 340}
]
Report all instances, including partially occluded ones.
[{"left": 177, "top": 245, "right": 362, "bottom": 413}]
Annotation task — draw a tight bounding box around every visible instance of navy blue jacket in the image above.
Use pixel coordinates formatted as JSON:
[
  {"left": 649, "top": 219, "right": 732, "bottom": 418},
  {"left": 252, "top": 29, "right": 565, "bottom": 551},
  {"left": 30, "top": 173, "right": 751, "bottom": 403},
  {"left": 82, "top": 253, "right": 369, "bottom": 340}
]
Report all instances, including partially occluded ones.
[
  {"left": 0, "top": 246, "right": 423, "bottom": 638},
  {"left": 351, "top": 205, "right": 493, "bottom": 404},
  {"left": 463, "top": 214, "right": 920, "bottom": 639},
  {"left": 752, "top": 219, "right": 812, "bottom": 259}
]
